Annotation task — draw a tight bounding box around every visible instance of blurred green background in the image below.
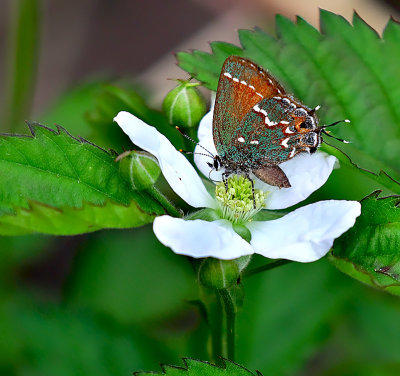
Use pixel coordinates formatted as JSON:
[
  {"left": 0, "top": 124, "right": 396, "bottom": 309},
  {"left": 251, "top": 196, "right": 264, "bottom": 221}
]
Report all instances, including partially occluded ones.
[{"left": 1, "top": 1, "right": 400, "bottom": 375}]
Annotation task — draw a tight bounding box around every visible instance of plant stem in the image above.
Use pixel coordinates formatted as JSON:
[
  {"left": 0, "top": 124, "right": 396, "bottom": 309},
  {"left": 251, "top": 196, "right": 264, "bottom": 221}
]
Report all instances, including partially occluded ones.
[
  {"left": 210, "top": 292, "right": 223, "bottom": 364},
  {"left": 2, "top": 0, "right": 42, "bottom": 131},
  {"left": 219, "top": 289, "right": 236, "bottom": 361},
  {"left": 242, "top": 259, "right": 292, "bottom": 278},
  {"left": 147, "top": 186, "right": 182, "bottom": 217}
]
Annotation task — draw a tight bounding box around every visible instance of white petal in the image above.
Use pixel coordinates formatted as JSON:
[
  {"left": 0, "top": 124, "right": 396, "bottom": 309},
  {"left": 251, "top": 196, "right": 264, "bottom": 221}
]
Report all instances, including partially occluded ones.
[
  {"left": 153, "top": 216, "right": 254, "bottom": 260},
  {"left": 256, "top": 152, "right": 336, "bottom": 210},
  {"left": 194, "top": 110, "right": 223, "bottom": 182},
  {"left": 114, "top": 111, "right": 214, "bottom": 208},
  {"left": 247, "top": 200, "right": 361, "bottom": 262},
  {"left": 193, "top": 108, "right": 336, "bottom": 210}
]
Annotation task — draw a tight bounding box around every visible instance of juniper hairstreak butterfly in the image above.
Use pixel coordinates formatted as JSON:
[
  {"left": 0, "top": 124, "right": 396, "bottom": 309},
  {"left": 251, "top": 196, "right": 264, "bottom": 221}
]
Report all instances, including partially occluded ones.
[{"left": 207, "top": 55, "right": 349, "bottom": 189}]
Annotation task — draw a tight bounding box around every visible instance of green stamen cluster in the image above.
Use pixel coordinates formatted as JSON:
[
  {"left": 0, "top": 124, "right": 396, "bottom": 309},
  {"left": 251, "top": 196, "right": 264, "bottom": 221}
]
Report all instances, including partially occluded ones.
[{"left": 215, "top": 175, "right": 267, "bottom": 224}]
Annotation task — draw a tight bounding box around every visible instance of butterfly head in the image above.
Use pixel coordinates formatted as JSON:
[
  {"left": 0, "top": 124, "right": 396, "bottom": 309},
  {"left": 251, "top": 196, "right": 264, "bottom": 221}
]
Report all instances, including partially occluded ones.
[
  {"left": 288, "top": 103, "right": 349, "bottom": 153},
  {"left": 207, "top": 155, "right": 223, "bottom": 171},
  {"left": 285, "top": 104, "right": 322, "bottom": 154}
]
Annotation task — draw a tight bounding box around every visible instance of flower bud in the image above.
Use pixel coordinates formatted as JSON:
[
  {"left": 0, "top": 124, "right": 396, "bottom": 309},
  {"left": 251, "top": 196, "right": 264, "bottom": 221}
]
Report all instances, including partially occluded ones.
[
  {"left": 162, "top": 80, "right": 206, "bottom": 128},
  {"left": 198, "top": 258, "right": 240, "bottom": 290},
  {"left": 116, "top": 150, "right": 160, "bottom": 190}
]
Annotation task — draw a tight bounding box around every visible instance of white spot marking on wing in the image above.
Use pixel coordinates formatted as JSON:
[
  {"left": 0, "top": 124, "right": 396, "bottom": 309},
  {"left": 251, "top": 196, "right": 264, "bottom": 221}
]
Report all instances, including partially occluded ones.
[{"left": 281, "top": 137, "right": 290, "bottom": 148}]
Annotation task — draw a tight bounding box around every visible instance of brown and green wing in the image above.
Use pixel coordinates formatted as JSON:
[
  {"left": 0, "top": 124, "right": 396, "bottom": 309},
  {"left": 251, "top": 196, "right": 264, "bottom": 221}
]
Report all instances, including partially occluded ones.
[{"left": 212, "top": 56, "right": 285, "bottom": 157}]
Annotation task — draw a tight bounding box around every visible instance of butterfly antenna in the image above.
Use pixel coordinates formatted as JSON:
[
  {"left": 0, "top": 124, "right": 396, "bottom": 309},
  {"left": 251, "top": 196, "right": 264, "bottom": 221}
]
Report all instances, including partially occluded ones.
[
  {"left": 179, "top": 149, "right": 213, "bottom": 160},
  {"left": 321, "top": 129, "right": 350, "bottom": 144},
  {"left": 175, "top": 126, "right": 215, "bottom": 157},
  {"left": 180, "top": 149, "right": 220, "bottom": 182},
  {"left": 309, "top": 105, "right": 321, "bottom": 115},
  {"left": 324, "top": 119, "right": 350, "bottom": 128}
]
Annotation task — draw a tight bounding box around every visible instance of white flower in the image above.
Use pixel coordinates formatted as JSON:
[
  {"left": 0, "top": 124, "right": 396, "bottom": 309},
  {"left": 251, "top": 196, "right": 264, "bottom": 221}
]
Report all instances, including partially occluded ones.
[{"left": 114, "top": 110, "right": 361, "bottom": 263}]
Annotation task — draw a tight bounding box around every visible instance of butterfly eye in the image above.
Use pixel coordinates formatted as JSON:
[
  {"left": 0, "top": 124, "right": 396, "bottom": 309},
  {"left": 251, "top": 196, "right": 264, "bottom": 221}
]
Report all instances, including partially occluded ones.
[{"left": 213, "top": 157, "right": 221, "bottom": 170}]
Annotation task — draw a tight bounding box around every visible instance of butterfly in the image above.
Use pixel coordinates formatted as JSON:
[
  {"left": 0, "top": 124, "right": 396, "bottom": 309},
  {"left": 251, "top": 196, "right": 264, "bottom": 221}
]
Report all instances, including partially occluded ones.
[{"left": 208, "top": 55, "right": 348, "bottom": 189}]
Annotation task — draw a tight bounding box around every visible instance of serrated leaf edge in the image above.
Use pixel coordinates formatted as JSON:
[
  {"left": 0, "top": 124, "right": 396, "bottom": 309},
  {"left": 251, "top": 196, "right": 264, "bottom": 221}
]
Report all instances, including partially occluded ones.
[
  {"left": 323, "top": 143, "right": 400, "bottom": 194},
  {"left": 134, "top": 357, "right": 260, "bottom": 376},
  {"left": 331, "top": 189, "right": 400, "bottom": 290},
  {"left": 361, "top": 189, "right": 400, "bottom": 205},
  {"left": 0, "top": 196, "right": 160, "bottom": 235},
  {"left": 0, "top": 123, "right": 167, "bottom": 217},
  {"left": 0, "top": 121, "right": 119, "bottom": 157}
]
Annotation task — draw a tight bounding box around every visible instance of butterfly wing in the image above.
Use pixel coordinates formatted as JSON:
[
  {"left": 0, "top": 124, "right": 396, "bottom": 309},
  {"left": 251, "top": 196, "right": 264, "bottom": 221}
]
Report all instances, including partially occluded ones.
[
  {"left": 232, "top": 96, "right": 311, "bottom": 167},
  {"left": 213, "top": 56, "right": 285, "bottom": 159}
]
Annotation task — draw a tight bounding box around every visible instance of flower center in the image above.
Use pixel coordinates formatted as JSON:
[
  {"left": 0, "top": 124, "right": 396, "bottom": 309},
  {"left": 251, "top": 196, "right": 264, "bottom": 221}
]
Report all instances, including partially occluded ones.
[{"left": 215, "top": 175, "right": 268, "bottom": 224}]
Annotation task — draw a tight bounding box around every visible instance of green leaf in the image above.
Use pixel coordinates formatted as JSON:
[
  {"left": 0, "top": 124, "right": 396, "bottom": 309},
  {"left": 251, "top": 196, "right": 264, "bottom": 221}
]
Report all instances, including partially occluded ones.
[
  {"left": 176, "top": 43, "right": 243, "bottom": 91},
  {"left": 0, "top": 123, "right": 164, "bottom": 235},
  {"left": 2, "top": 0, "right": 41, "bottom": 131},
  {"left": 0, "top": 200, "right": 159, "bottom": 236},
  {"left": 330, "top": 191, "right": 400, "bottom": 295},
  {"left": 135, "top": 358, "right": 260, "bottom": 376},
  {"left": 177, "top": 11, "right": 400, "bottom": 183},
  {"left": 321, "top": 144, "right": 400, "bottom": 195}
]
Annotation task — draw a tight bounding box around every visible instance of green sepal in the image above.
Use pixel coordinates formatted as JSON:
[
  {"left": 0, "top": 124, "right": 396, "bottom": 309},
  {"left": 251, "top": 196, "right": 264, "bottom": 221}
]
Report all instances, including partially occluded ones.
[
  {"left": 185, "top": 208, "right": 221, "bottom": 222},
  {"left": 251, "top": 209, "right": 285, "bottom": 222},
  {"left": 225, "top": 282, "right": 245, "bottom": 308},
  {"left": 198, "top": 258, "right": 240, "bottom": 290},
  {"left": 185, "top": 209, "right": 252, "bottom": 243},
  {"left": 235, "top": 255, "right": 252, "bottom": 273},
  {"left": 232, "top": 224, "right": 251, "bottom": 243}
]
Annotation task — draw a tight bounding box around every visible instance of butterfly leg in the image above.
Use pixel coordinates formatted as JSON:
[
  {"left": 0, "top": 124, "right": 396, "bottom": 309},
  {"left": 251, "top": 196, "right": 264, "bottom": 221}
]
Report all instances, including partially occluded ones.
[
  {"left": 245, "top": 173, "right": 256, "bottom": 209},
  {"left": 222, "top": 172, "right": 229, "bottom": 192}
]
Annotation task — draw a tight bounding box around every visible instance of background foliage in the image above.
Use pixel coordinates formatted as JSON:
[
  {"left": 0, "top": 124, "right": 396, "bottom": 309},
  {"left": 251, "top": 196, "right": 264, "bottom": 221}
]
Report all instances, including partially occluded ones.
[{"left": 1, "top": 7, "right": 400, "bottom": 376}]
